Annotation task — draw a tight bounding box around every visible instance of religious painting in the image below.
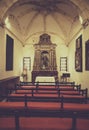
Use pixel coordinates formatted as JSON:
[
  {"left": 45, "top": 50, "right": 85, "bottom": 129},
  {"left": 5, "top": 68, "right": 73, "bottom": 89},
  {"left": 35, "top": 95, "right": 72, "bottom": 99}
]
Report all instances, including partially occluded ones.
[
  {"left": 75, "top": 50, "right": 82, "bottom": 72},
  {"left": 75, "top": 35, "right": 82, "bottom": 72},
  {"left": 76, "top": 35, "right": 82, "bottom": 49},
  {"left": 40, "top": 51, "right": 49, "bottom": 70},
  {"left": 6, "top": 34, "right": 14, "bottom": 71},
  {"left": 85, "top": 40, "right": 89, "bottom": 70}
]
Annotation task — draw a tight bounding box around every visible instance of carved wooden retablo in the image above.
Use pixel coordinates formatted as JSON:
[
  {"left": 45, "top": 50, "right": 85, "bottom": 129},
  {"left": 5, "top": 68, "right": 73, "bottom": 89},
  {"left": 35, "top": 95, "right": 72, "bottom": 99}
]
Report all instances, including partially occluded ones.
[{"left": 32, "top": 33, "right": 58, "bottom": 83}]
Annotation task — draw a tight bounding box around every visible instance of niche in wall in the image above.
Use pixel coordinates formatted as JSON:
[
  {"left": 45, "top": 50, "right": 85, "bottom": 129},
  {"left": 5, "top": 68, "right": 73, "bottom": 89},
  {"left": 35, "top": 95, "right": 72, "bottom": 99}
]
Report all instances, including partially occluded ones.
[
  {"left": 6, "top": 34, "right": 14, "bottom": 71},
  {"left": 41, "top": 51, "right": 49, "bottom": 70}
]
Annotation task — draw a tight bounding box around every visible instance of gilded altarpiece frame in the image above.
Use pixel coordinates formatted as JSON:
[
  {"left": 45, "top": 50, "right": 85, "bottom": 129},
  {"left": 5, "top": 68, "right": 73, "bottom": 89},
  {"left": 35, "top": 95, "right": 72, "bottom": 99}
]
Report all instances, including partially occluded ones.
[{"left": 32, "top": 33, "right": 58, "bottom": 83}]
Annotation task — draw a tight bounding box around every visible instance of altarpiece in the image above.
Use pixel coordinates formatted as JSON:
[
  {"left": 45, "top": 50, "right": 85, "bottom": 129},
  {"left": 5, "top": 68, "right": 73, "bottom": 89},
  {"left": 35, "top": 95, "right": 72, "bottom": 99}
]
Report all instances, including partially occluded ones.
[{"left": 32, "top": 33, "right": 58, "bottom": 83}]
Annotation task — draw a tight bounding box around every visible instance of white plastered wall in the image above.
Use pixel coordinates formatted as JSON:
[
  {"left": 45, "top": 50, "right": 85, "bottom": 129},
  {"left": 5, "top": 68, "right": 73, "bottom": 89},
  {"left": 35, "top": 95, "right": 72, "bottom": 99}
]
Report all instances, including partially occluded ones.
[
  {"left": 0, "top": 27, "right": 23, "bottom": 80},
  {"left": 68, "top": 26, "right": 89, "bottom": 96}
]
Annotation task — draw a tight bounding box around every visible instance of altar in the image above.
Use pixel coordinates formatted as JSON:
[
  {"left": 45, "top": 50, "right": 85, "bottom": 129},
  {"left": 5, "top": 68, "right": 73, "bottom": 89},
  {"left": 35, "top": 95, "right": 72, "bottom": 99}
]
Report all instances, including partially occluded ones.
[
  {"left": 32, "top": 33, "right": 58, "bottom": 83},
  {"left": 32, "top": 70, "right": 58, "bottom": 83},
  {"left": 35, "top": 76, "right": 55, "bottom": 83}
]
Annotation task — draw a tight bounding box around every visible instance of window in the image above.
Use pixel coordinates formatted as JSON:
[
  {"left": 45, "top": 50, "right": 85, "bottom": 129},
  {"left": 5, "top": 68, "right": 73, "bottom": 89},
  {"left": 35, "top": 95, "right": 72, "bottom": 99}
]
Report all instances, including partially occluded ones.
[
  {"left": 23, "top": 57, "right": 31, "bottom": 70},
  {"left": 60, "top": 57, "right": 67, "bottom": 71}
]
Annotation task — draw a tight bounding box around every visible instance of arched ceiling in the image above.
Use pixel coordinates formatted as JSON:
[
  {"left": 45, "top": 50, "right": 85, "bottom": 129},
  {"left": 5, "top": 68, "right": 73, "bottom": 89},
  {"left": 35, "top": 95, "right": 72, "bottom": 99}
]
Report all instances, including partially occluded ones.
[{"left": 0, "top": 0, "right": 89, "bottom": 46}]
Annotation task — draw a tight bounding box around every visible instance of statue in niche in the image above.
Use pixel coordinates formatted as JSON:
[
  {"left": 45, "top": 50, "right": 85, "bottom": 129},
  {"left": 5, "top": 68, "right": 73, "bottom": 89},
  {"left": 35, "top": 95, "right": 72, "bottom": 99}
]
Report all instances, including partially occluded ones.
[{"left": 41, "top": 51, "right": 49, "bottom": 70}]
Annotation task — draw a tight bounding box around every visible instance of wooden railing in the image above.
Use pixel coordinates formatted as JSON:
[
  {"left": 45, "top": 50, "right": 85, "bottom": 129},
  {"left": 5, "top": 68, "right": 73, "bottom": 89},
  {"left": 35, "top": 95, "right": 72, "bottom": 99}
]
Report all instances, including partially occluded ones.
[{"left": 0, "top": 76, "right": 20, "bottom": 100}]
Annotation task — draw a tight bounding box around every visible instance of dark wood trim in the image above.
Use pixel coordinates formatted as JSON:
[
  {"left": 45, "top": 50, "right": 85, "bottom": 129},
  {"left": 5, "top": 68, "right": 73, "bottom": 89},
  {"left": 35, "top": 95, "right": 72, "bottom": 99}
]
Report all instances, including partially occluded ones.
[{"left": 0, "top": 76, "right": 20, "bottom": 100}]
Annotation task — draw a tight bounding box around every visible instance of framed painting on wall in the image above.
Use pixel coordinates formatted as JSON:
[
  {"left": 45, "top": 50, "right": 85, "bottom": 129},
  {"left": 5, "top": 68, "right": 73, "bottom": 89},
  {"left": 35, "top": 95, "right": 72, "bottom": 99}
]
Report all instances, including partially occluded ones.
[
  {"left": 85, "top": 40, "right": 89, "bottom": 70},
  {"left": 75, "top": 35, "right": 82, "bottom": 72},
  {"left": 76, "top": 35, "right": 82, "bottom": 49},
  {"left": 6, "top": 34, "right": 14, "bottom": 71},
  {"left": 75, "top": 50, "right": 82, "bottom": 72}
]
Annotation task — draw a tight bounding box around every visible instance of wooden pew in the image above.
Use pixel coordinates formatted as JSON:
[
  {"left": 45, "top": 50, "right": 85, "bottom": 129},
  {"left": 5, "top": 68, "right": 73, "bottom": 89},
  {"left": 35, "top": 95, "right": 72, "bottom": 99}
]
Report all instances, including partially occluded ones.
[
  {"left": 1, "top": 85, "right": 88, "bottom": 104},
  {"left": 14, "top": 82, "right": 80, "bottom": 93},
  {"left": 20, "top": 81, "right": 75, "bottom": 86},
  {"left": 0, "top": 99, "right": 89, "bottom": 130},
  {"left": 58, "top": 88, "right": 88, "bottom": 103},
  {"left": 6, "top": 83, "right": 88, "bottom": 103}
]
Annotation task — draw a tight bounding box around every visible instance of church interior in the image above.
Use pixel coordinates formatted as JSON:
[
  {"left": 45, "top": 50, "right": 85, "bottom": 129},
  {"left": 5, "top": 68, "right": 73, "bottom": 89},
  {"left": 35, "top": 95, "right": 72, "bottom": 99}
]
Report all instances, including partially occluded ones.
[{"left": 0, "top": 0, "right": 89, "bottom": 130}]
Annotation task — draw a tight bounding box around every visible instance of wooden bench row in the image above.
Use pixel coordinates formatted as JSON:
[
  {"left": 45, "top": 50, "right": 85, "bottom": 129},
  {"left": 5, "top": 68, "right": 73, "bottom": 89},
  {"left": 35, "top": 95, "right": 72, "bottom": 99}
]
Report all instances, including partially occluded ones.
[
  {"left": 10, "top": 83, "right": 81, "bottom": 92},
  {"left": 6, "top": 83, "right": 88, "bottom": 103},
  {"left": 6, "top": 82, "right": 81, "bottom": 97},
  {"left": 0, "top": 101, "right": 89, "bottom": 130},
  {"left": 20, "top": 81, "right": 75, "bottom": 86},
  {"left": 0, "top": 89, "right": 88, "bottom": 103}
]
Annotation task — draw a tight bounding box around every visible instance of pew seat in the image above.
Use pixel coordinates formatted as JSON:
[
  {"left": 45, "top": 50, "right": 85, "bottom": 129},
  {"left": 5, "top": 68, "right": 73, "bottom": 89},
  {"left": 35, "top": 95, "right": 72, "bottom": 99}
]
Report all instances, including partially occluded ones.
[
  {"left": 20, "top": 85, "right": 36, "bottom": 89},
  {"left": 60, "top": 94, "right": 86, "bottom": 99},
  {"left": 0, "top": 101, "right": 89, "bottom": 130},
  {"left": 0, "top": 101, "right": 89, "bottom": 112},
  {"left": 18, "top": 85, "right": 74, "bottom": 90},
  {"left": 0, "top": 102, "right": 24, "bottom": 110},
  {"left": 60, "top": 94, "right": 87, "bottom": 103},
  {"left": 15, "top": 89, "right": 58, "bottom": 94},
  {"left": 60, "top": 90, "right": 80, "bottom": 95},
  {"left": 9, "top": 93, "right": 59, "bottom": 98},
  {"left": 63, "top": 103, "right": 89, "bottom": 112},
  {"left": 0, "top": 101, "right": 61, "bottom": 111}
]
